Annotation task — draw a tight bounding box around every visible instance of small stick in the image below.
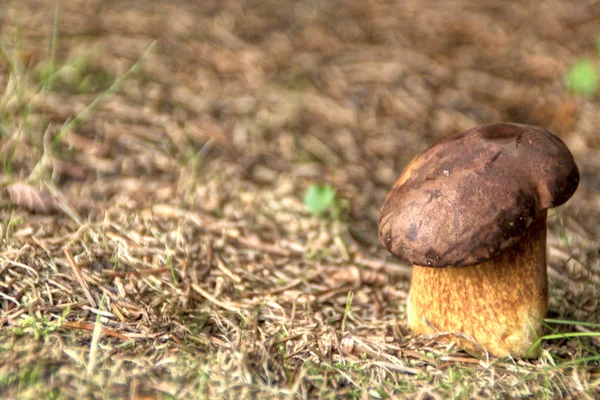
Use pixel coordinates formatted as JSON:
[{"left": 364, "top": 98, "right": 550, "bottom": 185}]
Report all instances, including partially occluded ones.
[
  {"left": 62, "top": 321, "right": 129, "bottom": 340},
  {"left": 129, "top": 379, "right": 139, "bottom": 400},
  {"left": 64, "top": 248, "right": 97, "bottom": 308}
]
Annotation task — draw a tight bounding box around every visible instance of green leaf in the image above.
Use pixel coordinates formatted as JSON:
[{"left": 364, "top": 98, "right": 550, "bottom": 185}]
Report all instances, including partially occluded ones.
[
  {"left": 303, "top": 184, "right": 336, "bottom": 216},
  {"left": 566, "top": 59, "right": 598, "bottom": 97}
]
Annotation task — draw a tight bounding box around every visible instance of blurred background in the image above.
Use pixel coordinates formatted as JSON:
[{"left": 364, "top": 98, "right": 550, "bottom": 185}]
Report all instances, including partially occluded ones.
[
  {"left": 2, "top": 1, "right": 599, "bottom": 229},
  {"left": 2, "top": 1, "right": 599, "bottom": 230}
]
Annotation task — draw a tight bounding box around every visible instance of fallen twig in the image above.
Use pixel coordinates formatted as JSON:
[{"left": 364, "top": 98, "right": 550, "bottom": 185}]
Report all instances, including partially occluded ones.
[{"left": 62, "top": 321, "right": 129, "bottom": 340}]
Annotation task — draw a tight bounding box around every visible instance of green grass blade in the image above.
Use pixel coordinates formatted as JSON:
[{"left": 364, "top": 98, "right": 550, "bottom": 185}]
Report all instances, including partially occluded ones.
[
  {"left": 55, "top": 40, "right": 157, "bottom": 142},
  {"left": 544, "top": 319, "right": 600, "bottom": 329}
]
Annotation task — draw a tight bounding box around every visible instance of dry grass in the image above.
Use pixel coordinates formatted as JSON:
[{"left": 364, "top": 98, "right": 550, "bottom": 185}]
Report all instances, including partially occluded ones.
[{"left": 1, "top": 0, "right": 599, "bottom": 398}]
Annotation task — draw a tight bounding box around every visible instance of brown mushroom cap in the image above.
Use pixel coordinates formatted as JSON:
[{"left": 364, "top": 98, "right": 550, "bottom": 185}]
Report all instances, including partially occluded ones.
[{"left": 378, "top": 123, "right": 579, "bottom": 267}]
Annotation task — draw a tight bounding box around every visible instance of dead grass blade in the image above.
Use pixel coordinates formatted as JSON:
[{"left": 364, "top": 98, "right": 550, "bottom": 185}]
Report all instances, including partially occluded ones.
[
  {"left": 191, "top": 284, "right": 245, "bottom": 312},
  {"left": 64, "top": 248, "right": 97, "bottom": 308}
]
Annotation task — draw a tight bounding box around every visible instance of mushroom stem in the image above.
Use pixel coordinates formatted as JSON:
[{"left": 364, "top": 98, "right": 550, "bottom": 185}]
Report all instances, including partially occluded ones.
[{"left": 407, "top": 210, "right": 548, "bottom": 357}]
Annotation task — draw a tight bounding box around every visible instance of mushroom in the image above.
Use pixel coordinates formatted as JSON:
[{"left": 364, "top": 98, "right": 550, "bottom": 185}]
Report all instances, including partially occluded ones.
[{"left": 378, "top": 123, "right": 579, "bottom": 357}]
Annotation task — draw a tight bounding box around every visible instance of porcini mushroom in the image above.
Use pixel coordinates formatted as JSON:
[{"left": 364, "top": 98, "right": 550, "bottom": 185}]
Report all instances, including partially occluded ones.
[{"left": 378, "top": 123, "right": 579, "bottom": 357}]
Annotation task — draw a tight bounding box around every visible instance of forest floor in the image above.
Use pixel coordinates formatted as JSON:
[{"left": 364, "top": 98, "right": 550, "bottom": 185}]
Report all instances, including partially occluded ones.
[{"left": 1, "top": 0, "right": 599, "bottom": 398}]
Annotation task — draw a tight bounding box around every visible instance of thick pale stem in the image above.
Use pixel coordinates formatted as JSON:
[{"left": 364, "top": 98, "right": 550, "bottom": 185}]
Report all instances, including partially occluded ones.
[{"left": 407, "top": 211, "right": 548, "bottom": 357}]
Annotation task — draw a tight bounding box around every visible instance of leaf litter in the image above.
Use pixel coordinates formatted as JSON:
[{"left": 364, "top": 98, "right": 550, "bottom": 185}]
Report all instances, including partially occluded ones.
[{"left": 5, "top": 182, "right": 57, "bottom": 214}]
